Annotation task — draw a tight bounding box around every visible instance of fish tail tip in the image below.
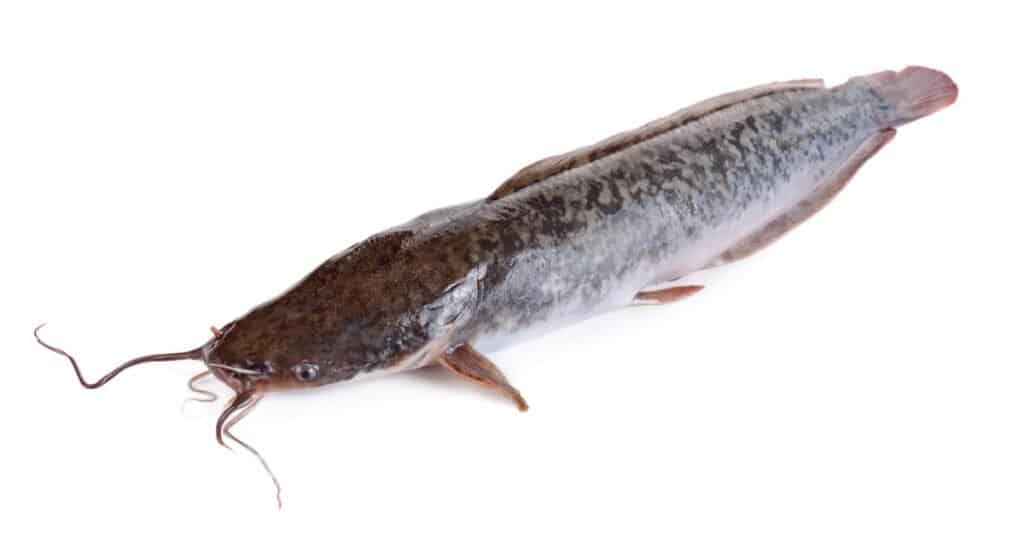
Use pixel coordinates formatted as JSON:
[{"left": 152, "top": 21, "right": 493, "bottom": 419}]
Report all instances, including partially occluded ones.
[{"left": 859, "top": 66, "right": 958, "bottom": 126}]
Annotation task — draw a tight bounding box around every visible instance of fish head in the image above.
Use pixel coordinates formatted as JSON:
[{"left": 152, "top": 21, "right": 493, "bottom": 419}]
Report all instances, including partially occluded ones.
[{"left": 204, "top": 232, "right": 485, "bottom": 393}]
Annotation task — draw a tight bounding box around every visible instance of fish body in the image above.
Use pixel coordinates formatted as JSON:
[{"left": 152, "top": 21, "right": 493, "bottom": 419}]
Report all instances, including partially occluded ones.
[
  {"left": 36, "top": 66, "right": 958, "bottom": 506},
  {"left": 454, "top": 80, "right": 884, "bottom": 353},
  {"left": 207, "top": 66, "right": 956, "bottom": 393}
]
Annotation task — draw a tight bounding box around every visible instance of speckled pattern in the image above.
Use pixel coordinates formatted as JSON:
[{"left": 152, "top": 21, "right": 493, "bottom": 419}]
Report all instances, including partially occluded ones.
[
  {"left": 456, "top": 80, "right": 890, "bottom": 351},
  {"left": 204, "top": 67, "right": 957, "bottom": 391}
]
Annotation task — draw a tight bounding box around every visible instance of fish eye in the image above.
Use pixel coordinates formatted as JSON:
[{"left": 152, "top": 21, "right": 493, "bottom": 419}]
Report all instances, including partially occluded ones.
[{"left": 293, "top": 363, "right": 319, "bottom": 382}]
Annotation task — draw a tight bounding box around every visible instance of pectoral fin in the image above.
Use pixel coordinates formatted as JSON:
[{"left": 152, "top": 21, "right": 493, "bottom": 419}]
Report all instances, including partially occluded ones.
[
  {"left": 633, "top": 285, "right": 704, "bottom": 305},
  {"left": 440, "top": 344, "right": 529, "bottom": 411}
]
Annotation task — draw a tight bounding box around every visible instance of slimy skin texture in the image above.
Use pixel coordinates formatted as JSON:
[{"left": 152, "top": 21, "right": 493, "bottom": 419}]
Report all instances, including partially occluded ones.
[{"left": 204, "top": 67, "right": 957, "bottom": 400}]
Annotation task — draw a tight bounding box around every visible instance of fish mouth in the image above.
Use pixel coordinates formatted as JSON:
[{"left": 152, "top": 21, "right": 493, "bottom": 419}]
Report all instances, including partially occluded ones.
[{"left": 200, "top": 321, "right": 270, "bottom": 392}]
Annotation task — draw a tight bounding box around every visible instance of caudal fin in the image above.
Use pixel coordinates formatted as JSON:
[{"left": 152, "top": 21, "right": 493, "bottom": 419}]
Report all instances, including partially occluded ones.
[{"left": 860, "top": 66, "right": 958, "bottom": 127}]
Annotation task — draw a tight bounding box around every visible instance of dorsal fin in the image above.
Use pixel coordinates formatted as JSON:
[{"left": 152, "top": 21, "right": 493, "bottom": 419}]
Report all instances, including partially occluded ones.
[{"left": 487, "top": 78, "right": 825, "bottom": 201}]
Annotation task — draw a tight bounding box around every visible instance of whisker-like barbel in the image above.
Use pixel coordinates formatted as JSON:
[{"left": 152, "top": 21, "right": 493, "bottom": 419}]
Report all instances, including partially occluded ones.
[
  {"left": 222, "top": 393, "right": 281, "bottom": 508},
  {"left": 185, "top": 370, "right": 218, "bottom": 403},
  {"left": 207, "top": 363, "right": 263, "bottom": 376},
  {"left": 34, "top": 323, "right": 203, "bottom": 389}
]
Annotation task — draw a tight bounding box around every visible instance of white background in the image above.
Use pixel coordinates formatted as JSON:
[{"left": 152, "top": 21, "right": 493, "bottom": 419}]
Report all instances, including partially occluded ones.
[{"left": 1, "top": 1, "right": 1021, "bottom": 533}]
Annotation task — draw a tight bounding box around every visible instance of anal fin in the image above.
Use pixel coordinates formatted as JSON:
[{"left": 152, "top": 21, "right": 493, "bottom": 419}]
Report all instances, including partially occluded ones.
[{"left": 705, "top": 128, "right": 897, "bottom": 268}]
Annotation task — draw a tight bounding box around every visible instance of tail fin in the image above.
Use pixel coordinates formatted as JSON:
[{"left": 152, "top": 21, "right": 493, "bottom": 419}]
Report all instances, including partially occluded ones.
[{"left": 859, "top": 66, "right": 958, "bottom": 127}]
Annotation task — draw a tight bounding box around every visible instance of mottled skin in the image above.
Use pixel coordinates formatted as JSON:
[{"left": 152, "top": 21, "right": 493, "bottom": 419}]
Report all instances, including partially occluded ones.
[
  {"left": 204, "top": 67, "right": 957, "bottom": 395},
  {"left": 460, "top": 82, "right": 886, "bottom": 350}
]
